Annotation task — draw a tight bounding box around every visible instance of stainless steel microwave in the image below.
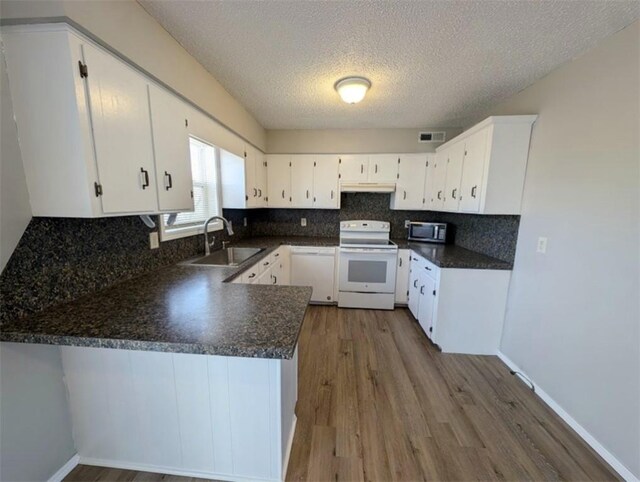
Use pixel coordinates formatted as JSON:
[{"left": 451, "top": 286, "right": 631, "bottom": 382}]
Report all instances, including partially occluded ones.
[{"left": 408, "top": 222, "right": 449, "bottom": 243}]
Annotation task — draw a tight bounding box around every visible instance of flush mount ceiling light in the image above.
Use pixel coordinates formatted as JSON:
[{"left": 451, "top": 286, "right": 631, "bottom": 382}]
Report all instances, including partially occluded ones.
[{"left": 334, "top": 76, "right": 371, "bottom": 104}]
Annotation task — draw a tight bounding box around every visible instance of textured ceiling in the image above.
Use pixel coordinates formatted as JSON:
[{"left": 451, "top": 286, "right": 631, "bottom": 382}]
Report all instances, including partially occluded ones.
[{"left": 138, "top": 0, "right": 639, "bottom": 129}]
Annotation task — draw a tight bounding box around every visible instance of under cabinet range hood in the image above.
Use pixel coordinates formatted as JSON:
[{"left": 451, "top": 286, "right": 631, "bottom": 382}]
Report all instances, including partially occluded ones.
[{"left": 340, "top": 182, "right": 396, "bottom": 193}]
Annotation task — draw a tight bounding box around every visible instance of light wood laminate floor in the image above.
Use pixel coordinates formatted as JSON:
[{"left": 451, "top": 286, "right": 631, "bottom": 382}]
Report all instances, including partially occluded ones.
[{"left": 66, "top": 306, "right": 618, "bottom": 481}]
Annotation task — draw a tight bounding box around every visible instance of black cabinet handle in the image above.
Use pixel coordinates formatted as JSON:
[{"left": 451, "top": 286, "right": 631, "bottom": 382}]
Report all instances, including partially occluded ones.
[
  {"left": 360, "top": 164, "right": 364, "bottom": 174},
  {"left": 306, "top": 190, "right": 309, "bottom": 199},
  {"left": 140, "top": 168, "right": 149, "bottom": 190},
  {"left": 452, "top": 188, "right": 457, "bottom": 199},
  {"left": 437, "top": 190, "right": 442, "bottom": 200},
  {"left": 399, "top": 257, "right": 403, "bottom": 267},
  {"left": 258, "top": 188, "right": 262, "bottom": 197},
  {"left": 425, "top": 266, "right": 431, "bottom": 271},
  {"left": 413, "top": 279, "right": 418, "bottom": 288},
  {"left": 248, "top": 273, "right": 256, "bottom": 279},
  {"left": 375, "top": 164, "right": 378, "bottom": 173},
  {"left": 282, "top": 190, "right": 285, "bottom": 199},
  {"left": 403, "top": 190, "right": 407, "bottom": 200},
  {"left": 420, "top": 285, "right": 425, "bottom": 295},
  {"left": 164, "top": 171, "right": 172, "bottom": 191},
  {"left": 471, "top": 186, "right": 477, "bottom": 198},
  {"left": 331, "top": 190, "right": 334, "bottom": 199}
]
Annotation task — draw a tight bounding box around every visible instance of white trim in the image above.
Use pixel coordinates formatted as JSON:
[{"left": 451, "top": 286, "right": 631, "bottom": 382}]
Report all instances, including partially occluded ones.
[
  {"left": 496, "top": 351, "right": 639, "bottom": 482},
  {"left": 282, "top": 415, "right": 297, "bottom": 479},
  {"left": 79, "top": 457, "right": 282, "bottom": 482},
  {"left": 436, "top": 115, "right": 538, "bottom": 152},
  {"left": 48, "top": 454, "right": 79, "bottom": 482}
]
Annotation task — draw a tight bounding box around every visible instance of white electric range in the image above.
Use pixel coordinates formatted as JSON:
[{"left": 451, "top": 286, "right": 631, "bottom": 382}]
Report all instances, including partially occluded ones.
[{"left": 338, "top": 220, "right": 398, "bottom": 310}]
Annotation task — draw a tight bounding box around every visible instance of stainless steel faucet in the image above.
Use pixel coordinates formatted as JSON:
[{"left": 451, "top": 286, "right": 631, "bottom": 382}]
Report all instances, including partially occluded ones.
[{"left": 203, "top": 216, "right": 234, "bottom": 255}]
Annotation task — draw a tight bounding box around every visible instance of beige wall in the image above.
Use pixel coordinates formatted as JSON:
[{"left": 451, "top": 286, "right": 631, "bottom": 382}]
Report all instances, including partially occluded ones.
[
  {"left": 0, "top": 0, "right": 266, "bottom": 150},
  {"left": 482, "top": 21, "right": 639, "bottom": 479},
  {"left": 266, "top": 127, "right": 462, "bottom": 154}
]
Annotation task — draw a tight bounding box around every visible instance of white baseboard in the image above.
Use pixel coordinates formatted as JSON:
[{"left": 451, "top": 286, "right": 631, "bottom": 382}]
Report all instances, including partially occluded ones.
[
  {"left": 282, "top": 415, "right": 297, "bottom": 478},
  {"left": 496, "top": 351, "right": 638, "bottom": 482},
  {"left": 48, "top": 454, "right": 79, "bottom": 482},
  {"left": 79, "top": 457, "right": 282, "bottom": 482}
]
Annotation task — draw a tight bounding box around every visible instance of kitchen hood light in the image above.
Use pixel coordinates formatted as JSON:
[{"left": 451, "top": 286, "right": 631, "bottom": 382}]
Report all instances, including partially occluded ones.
[{"left": 335, "top": 77, "right": 371, "bottom": 104}]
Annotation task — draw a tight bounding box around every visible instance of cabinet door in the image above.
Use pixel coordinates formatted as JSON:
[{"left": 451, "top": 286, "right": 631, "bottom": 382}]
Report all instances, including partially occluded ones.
[
  {"left": 290, "top": 155, "right": 315, "bottom": 207},
  {"left": 266, "top": 155, "right": 291, "bottom": 207},
  {"left": 443, "top": 142, "right": 465, "bottom": 211},
  {"left": 339, "top": 155, "right": 368, "bottom": 182},
  {"left": 408, "top": 255, "right": 422, "bottom": 318},
  {"left": 394, "top": 154, "right": 427, "bottom": 210},
  {"left": 459, "top": 129, "right": 488, "bottom": 213},
  {"left": 417, "top": 274, "right": 437, "bottom": 339},
  {"left": 244, "top": 148, "right": 259, "bottom": 208},
  {"left": 395, "top": 250, "right": 411, "bottom": 304},
  {"left": 275, "top": 246, "right": 291, "bottom": 285},
  {"left": 368, "top": 154, "right": 398, "bottom": 182},
  {"left": 426, "top": 152, "right": 447, "bottom": 210},
  {"left": 313, "top": 155, "right": 340, "bottom": 208},
  {"left": 255, "top": 150, "right": 267, "bottom": 207},
  {"left": 83, "top": 43, "right": 157, "bottom": 214},
  {"left": 148, "top": 85, "right": 193, "bottom": 212}
]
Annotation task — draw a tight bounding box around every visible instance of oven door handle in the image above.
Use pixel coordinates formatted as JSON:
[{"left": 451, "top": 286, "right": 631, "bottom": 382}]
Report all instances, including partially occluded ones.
[{"left": 340, "top": 248, "right": 397, "bottom": 254}]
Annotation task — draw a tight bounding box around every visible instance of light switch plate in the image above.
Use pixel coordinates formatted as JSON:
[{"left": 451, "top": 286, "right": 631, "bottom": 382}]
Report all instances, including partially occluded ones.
[
  {"left": 301, "top": 218, "right": 307, "bottom": 227},
  {"left": 536, "top": 236, "right": 548, "bottom": 254},
  {"left": 149, "top": 232, "right": 159, "bottom": 250},
  {"left": 405, "top": 220, "right": 410, "bottom": 228}
]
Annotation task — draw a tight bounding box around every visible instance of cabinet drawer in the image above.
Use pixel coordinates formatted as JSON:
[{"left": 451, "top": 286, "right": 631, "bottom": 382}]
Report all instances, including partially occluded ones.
[
  {"left": 241, "top": 267, "right": 260, "bottom": 283},
  {"left": 410, "top": 252, "right": 438, "bottom": 280}
]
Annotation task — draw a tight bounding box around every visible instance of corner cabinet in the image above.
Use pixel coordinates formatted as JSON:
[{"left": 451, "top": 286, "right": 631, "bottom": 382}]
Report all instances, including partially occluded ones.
[
  {"left": 434, "top": 115, "right": 537, "bottom": 215},
  {"left": 408, "top": 251, "right": 511, "bottom": 355},
  {"left": 3, "top": 24, "right": 195, "bottom": 217},
  {"left": 220, "top": 145, "right": 267, "bottom": 209}
]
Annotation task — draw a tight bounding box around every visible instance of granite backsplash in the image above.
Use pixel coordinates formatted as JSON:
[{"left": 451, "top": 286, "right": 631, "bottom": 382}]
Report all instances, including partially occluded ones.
[
  {"left": 1, "top": 194, "right": 518, "bottom": 325},
  {"left": 0, "top": 210, "right": 248, "bottom": 325},
  {"left": 246, "top": 193, "right": 519, "bottom": 262}
]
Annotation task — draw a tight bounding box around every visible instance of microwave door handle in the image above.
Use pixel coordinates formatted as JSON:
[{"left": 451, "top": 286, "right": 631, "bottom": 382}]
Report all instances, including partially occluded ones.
[{"left": 433, "top": 225, "right": 439, "bottom": 240}]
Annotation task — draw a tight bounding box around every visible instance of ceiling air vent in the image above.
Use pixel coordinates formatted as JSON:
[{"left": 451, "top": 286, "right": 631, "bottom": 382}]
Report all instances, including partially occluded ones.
[{"left": 418, "top": 131, "right": 446, "bottom": 143}]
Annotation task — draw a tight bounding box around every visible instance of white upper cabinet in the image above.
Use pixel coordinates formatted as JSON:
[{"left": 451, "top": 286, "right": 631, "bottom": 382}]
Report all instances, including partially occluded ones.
[
  {"left": 339, "top": 155, "right": 369, "bottom": 182},
  {"left": 442, "top": 142, "right": 465, "bottom": 212},
  {"left": 458, "top": 129, "right": 488, "bottom": 213},
  {"left": 220, "top": 145, "right": 268, "bottom": 209},
  {"left": 313, "top": 155, "right": 340, "bottom": 209},
  {"left": 254, "top": 150, "right": 267, "bottom": 207},
  {"left": 83, "top": 41, "right": 158, "bottom": 214},
  {"left": 3, "top": 24, "right": 201, "bottom": 217},
  {"left": 148, "top": 85, "right": 194, "bottom": 212},
  {"left": 425, "top": 151, "right": 448, "bottom": 211},
  {"left": 431, "top": 115, "right": 537, "bottom": 215},
  {"left": 368, "top": 154, "right": 399, "bottom": 183},
  {"left": 391, "top": 154, "right": 429, "bottom": 210},
  {"left": 266, "top": 155, "right": 292, "bottom": 207},
  {"left": 290, "top": 155, "right": 315, "bottom": 207}
]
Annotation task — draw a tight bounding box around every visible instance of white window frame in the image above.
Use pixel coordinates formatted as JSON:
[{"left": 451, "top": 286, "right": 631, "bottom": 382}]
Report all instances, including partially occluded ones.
[{"left": 158, "top": 136, "right": 223, "bottom": 242}]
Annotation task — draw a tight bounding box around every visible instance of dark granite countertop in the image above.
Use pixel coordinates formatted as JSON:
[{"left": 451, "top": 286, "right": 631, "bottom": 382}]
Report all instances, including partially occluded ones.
[
  {"left": 0, "top": 235, "right": 508, "bottom": 358},
  {"left": 397, "top": 241, "right": 512, "bottom": 270},
  {"left": 0, "top": 240, "right": 316, "bottom": 359}
]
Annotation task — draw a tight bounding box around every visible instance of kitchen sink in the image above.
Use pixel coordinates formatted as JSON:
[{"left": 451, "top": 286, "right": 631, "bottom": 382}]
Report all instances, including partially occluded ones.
[{"left": 184, "top": 247, "right": 265, "bottom": 267}]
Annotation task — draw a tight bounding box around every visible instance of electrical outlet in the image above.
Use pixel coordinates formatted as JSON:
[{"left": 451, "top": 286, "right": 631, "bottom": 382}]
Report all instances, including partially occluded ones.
[
  {"left": 536, "top": 236, "right": 548, "bottom": 254},
  {"left": 243, "top": 217, "right": 248, "bottom": 227},
  {"left": 301, "top": 218, "right": 307, "bottom": 227},
  {"left": 405, "top": 220, "right": 410, "bottom": 228},
  {"left": 149, "top": 232, "right": 159, "bottom": 250}
]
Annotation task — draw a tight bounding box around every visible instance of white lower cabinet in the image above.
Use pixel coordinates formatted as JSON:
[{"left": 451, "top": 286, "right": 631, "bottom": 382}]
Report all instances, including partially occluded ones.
[
  {"left": 394, "top": 249, "right": 411, "bottom": 304},
  {"left": 408, "top": 251, "right": 511, "bottom": 355},
  {"left": 235, "top": 246, "right": 336, "bottom": 303},
  {"left": 290, "top": 247, "right": 336, "bottom": 303}
]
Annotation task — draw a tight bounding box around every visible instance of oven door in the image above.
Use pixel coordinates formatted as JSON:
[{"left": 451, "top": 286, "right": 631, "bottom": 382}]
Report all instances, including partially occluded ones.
[{"left": 338, "top": 248, "right": 397, "bottom": 293}]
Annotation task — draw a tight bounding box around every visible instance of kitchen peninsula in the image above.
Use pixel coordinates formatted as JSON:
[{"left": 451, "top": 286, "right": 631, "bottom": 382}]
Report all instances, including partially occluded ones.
[{"left": 1, "top": 251, "right": 311, "bottom": 482}]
